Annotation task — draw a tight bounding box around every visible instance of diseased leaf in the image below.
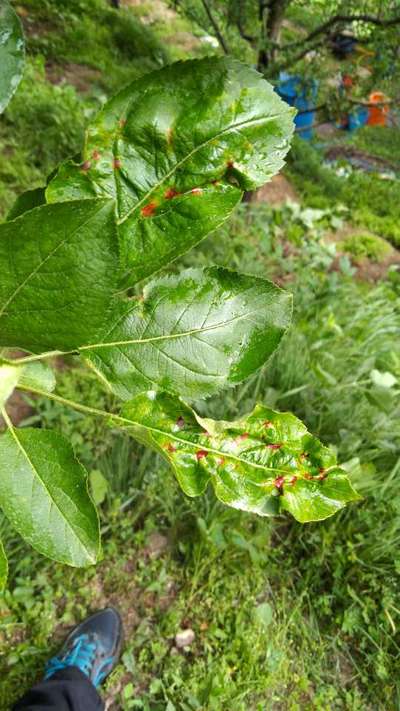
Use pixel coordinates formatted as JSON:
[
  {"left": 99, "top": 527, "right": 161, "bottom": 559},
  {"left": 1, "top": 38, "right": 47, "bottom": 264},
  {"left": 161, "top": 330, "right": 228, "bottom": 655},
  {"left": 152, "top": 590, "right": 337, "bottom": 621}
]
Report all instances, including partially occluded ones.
[
  {"left": 84, "top": 267, "right": 292, "bottom": 400},
  {"left": 0, "top": 538, "right": 7, "bottom": 591},
  {"left": 119, "top": 392, "right": 361, "bottom": 523},
  {"left": 47, "top": 57, "right": 295, "bottom": 286},
  {"left": 0, "top": 427, "right": 100, "bottom": 566},
  {"left": 0, "top": 364, "right": 20, "bottom": 408},
  {"left": 0, "top": 199, "right": 119, "bottom": 353},
  {"left": 0, "top": 1, "right": 25, "bottom": 114},
  {"left": 6, "top": 187, "right": 46, "bottom": 220}
]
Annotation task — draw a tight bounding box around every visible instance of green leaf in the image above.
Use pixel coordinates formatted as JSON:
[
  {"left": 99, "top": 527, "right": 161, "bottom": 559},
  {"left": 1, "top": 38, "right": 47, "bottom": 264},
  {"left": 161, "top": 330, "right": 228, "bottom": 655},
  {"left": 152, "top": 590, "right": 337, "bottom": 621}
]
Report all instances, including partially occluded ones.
[
  {"left": 84, "top": 267, "right": 292, "bottom": 400},
  {"left": 89, "top": 469, "right": 108, "bottom": 505},
  {"left": 18, "top": 361, "right": 56, "bottom": 392},
  {"left": 370, "top": 369, "right": 397, "bottom": 389},
  {"left": 0, "top": 199, "right": 119, "bottom": 353},
  {"left": 47, "top": 57, "right": 295, "bottom": 286},
  {"left": 0, "top": 364, "right": 20, "bottom": 408},
  {"left": 0, "top": 1, "right": 25, "bottom": 114},
  {"left": 0, "top": 427, "right": 100, "bottom": 566},
  {"left": 0, "top": 538, "right": 7, "bottom": 591},
  {"left": 119, "top": 392, "right": 361, "bottom": 523},
  {"left": 6, "top": 187, "right": 46, "bottom": 220},
  {"left": 254, "top": 602, "right": 273, "bottom": 628},
  {"left": 0, "top": 361, "right": 55, "bottom": 408}
]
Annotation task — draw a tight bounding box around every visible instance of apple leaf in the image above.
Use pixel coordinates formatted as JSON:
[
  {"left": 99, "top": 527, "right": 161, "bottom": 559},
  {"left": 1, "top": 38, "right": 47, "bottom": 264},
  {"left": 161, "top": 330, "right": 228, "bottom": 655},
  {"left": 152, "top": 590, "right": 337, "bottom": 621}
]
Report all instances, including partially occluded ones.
[
  {"left": 119, "top": 391, "right": 361, "bottom": 523},
  {"left": 47, "top": 57, "right": 295, "bottom": 286},
  {"left": 84, "top": 267, "right": 292, "bottom": 400}
]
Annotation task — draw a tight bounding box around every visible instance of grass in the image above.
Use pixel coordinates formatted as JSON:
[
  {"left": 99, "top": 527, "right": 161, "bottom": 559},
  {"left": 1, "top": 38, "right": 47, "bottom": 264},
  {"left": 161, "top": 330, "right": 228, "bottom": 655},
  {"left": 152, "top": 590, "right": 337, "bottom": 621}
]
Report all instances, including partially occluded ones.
[
  {"left": 340, "top": 232, "right": 393, "bottom": 263},
  {"left": 347, "top": 126, "right": 400, "bottom": 172}
]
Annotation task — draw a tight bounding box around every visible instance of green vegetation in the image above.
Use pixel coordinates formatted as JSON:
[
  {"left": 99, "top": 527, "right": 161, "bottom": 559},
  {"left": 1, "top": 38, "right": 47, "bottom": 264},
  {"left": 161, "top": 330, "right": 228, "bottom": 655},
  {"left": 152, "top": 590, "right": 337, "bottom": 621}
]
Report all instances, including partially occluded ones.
[
  {"left": 340, "top": 232, "right": 393, "bottom": 262},
  {"left": 1, "top": 1, "right": 400, "bottom": 709},
  {"left": 286, "top": 136, "right": 400, "bottom": 246},
  {"left": 347, "top": 126, "right": 400, "bottom": 172}
]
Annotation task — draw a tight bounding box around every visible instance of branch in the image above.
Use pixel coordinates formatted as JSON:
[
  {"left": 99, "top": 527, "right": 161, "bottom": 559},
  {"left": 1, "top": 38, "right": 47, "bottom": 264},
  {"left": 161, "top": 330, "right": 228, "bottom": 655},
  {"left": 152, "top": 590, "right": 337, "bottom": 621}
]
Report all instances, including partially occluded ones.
[
  {"left": 235, "top": 1, "right": 257, "bottom": 45},
  {"left": 200, "top": 0, "right": 230, "bottom": 54},
  {"left": 282, "top": 13, "right": 400, "bottom": 51}
]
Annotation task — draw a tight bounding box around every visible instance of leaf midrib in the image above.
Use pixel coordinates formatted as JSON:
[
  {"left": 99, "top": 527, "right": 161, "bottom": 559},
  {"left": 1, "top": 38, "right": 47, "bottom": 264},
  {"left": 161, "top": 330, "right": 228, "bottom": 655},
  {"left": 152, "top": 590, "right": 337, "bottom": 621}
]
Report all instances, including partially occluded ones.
[
  {"left": 119, "top": 412, "right": 297, "bottom": 479},
  {"left": 81, "top": 306, "right": 268, "bottom": 351},
  {"left": 6, "top": 426, "right": 95, "bottom": 561},
  {"left": 117, "top": 113, "right": 287, "bottom": 225}
]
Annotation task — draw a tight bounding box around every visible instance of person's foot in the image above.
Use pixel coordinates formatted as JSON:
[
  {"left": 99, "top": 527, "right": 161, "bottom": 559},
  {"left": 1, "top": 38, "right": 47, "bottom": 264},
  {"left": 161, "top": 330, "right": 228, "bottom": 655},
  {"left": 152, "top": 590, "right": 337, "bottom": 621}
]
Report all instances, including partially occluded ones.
[{"left": 44, "top": 607, "right": 123, "bottom": 688}]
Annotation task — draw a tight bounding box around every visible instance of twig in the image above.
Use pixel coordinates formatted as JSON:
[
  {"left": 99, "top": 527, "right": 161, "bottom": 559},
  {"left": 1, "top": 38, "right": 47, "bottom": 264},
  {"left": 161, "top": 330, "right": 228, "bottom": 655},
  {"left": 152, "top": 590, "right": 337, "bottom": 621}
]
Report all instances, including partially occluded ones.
[{"left": 200, "top": 0, "right": 230, "bottom": 54}]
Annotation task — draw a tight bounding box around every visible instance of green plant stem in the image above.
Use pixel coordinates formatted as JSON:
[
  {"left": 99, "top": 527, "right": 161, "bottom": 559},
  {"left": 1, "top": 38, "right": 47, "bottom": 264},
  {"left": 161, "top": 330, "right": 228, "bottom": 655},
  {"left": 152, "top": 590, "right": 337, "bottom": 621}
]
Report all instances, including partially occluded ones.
[
  {"left": 0, "top": 406, "right": 13, "bottom": 431},
  {"left": 16, "top": 385, "right": 293, "bottom": 476},
  {"left": 18, "top": 385, "right": 118, "bottom": 422},
  {"left": 6, "top": 350, "right": 73, "bottom": 365}
]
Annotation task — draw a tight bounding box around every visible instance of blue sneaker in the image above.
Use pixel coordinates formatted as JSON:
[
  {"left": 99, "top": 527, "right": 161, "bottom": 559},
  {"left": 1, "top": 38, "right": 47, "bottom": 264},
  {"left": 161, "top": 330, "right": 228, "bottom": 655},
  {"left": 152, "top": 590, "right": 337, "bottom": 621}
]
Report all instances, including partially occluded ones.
[{"left": 44, "top": 607, "right": 123, "bottom": 688}]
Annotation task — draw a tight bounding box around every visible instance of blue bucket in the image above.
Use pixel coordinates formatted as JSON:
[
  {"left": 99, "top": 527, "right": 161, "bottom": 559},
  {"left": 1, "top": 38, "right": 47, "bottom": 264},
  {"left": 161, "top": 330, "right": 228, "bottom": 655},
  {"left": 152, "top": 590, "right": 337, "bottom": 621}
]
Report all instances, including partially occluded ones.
[
  {"left": 276, "top": 73, "right": 318, "bottom": 140},
  {"left": 348, "top": 106, "right": 369, "bottom": 132}
]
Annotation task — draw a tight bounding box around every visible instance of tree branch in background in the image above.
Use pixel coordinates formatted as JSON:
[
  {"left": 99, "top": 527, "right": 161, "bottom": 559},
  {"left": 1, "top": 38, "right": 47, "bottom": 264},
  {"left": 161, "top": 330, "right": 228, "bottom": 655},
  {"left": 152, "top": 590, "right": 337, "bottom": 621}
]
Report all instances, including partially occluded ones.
[
  {"left": 200, "top": 0, "right": 230, "bottom": 54},
  {"left": 236, "top": 0, "right": 257, "bottom": 45},
  {"left": 280, "top": 13, "right": 400, "bottom": 51}
]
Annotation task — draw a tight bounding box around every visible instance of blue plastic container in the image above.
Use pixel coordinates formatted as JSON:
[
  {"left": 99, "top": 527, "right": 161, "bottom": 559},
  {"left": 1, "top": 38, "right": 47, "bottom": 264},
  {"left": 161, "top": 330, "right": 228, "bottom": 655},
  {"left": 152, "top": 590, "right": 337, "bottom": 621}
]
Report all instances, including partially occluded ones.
[
  {"left": 347, "top": 106, "right": 369, "bottom": 132},
  {"left": 276, "top": 73, "right": 318, "bottom": 140}
]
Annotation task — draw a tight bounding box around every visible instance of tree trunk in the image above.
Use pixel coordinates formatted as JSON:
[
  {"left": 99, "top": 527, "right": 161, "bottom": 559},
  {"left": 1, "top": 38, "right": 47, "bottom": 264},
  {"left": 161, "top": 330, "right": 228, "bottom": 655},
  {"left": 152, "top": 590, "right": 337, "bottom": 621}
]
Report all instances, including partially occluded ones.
[{"left": 257, "top": 0, "right": 291, "bottom": 74}]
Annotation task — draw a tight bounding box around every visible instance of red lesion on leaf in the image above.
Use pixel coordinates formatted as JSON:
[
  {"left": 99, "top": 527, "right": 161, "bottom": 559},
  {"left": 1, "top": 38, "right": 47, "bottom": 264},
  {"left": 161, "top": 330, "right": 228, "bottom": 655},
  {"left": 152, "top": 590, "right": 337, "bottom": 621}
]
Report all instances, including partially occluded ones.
[
  {"left": 92, "top": 150, "right": 101, "bottom": 161},
  {"left": 164, "top": 187, "right": 180, "bottom": 199},
  {"left": 196, "top": 450, "right": 208, "bottom": 461},
  {"left": 303, "top": 472, "right": 313, "bottom": 480},
  {"left": 190, "top": 188, "right": 203, "bottom": 196},
  {"left": 262, "top": 420, "right": 273, "bottom": 428},
  {"left": 217, "top": 457, "right": 225, "bottom": 466},
  {"left": 226, "top": 159, "right": 235, "bottom": 168},
  {"left": 113, "top": 158, "right": 122, "bottom": 170},
  {"left": 289, "top": 475, "right": 297, "bottom": 485},
  {"left": 274, "top": 476, "right": 285, "bottom": 489},
  {"left": 211, "top": 179, "right": 220, "bottom": 186},
  {"left": 165, "top": 443, "right": 177, "bottom": 453},
  {"left": 80, "top": 160, "right": 91, "bottom": 172},
  {"left": 141, "top": 201, "right": 158, "bottom": 218},
  {"left": 315, "top": 469, "right": 327, "bottom": 481},
  {"left": 176, "top": 416, "right": 185, "bottom": 429},
  {"left": 266, "top": 443, "right": 282, "bottom": 451}
]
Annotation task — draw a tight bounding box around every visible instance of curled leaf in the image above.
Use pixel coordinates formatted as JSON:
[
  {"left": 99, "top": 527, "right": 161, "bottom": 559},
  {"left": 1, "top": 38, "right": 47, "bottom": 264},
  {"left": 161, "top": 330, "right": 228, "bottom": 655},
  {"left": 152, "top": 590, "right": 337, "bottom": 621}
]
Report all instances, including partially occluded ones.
[{"left": 119, "top": 392, "right": 361, "bottom": 523}]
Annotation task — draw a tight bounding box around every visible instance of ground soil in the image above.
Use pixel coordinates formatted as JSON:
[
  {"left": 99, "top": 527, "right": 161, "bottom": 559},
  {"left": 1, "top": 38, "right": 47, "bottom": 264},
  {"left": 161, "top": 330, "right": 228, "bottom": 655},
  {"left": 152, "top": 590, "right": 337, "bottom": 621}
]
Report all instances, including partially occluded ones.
[
  {"left": 253, "top": 174, "right": 299, "bottom": 205},
  {"left": 45, "top": 63, "right": 102, "bottom": 92},
  {"left": 325, "top": 145, "right": 397, "bottom": 173}
]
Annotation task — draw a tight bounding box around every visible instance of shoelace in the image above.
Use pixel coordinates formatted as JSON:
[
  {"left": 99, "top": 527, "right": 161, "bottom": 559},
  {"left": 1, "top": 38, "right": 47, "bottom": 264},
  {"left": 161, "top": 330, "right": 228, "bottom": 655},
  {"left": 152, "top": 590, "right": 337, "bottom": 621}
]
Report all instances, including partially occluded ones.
[
  {"left": 45, "top": 633, "right": 115, "bottom": 688},
  {"left": 45, "top": 634, "right": 97, "bottom": 680}
]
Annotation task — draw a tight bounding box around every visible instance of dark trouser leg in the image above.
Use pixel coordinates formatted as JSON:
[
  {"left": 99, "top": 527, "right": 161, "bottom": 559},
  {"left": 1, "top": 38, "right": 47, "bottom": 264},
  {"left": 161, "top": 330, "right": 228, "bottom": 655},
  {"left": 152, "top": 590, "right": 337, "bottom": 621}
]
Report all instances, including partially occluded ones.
[{"left": 12, "top": 666, "right": 104, "bottom": 711}]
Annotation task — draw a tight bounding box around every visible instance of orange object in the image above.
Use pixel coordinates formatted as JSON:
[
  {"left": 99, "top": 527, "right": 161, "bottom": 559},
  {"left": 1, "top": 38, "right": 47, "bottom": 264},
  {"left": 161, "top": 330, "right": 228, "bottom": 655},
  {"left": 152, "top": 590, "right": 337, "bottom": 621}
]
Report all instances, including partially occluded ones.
[{"left": 367, "top": 92, "right": 389, "bottom": 126}]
